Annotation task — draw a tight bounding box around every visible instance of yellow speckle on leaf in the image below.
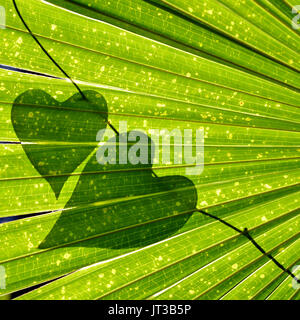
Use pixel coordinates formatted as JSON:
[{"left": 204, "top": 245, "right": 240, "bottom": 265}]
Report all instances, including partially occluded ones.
[{"left": 232, "top": 263, "right": 238, "bottom": 270}]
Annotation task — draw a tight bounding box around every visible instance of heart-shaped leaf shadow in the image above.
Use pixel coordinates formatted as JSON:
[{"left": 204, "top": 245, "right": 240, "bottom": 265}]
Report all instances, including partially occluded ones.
[
  {"left": 39, "top": 131, "right": 198, "bottom": 249},
  {"left": 12, "top": 89, "right": 108, "bottom": 199}
]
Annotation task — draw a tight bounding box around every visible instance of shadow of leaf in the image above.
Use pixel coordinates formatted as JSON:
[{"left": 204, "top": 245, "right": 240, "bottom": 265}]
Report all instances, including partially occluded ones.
[
  {"left": 12, "top": 89, "right": 108, "bottom": 199},
  {"left": 39, "top": 132, "right": 198, "bottom": 249}
]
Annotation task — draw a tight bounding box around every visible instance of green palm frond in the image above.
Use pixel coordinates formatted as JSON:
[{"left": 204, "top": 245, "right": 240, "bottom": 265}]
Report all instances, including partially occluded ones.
[{"left": 0, "top": 0, "right": 299, "bottom": 300}]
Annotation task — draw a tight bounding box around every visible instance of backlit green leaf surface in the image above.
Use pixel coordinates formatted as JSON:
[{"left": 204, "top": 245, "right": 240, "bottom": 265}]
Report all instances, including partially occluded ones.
[{"left": 0, "top": 0, "right": 299, "bottom": 300}]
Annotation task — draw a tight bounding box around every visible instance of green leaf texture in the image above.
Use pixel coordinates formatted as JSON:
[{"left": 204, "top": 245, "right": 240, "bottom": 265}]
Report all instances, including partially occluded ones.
[{"left": 0, "top": 0, "right": 299, "bottom": 300}]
